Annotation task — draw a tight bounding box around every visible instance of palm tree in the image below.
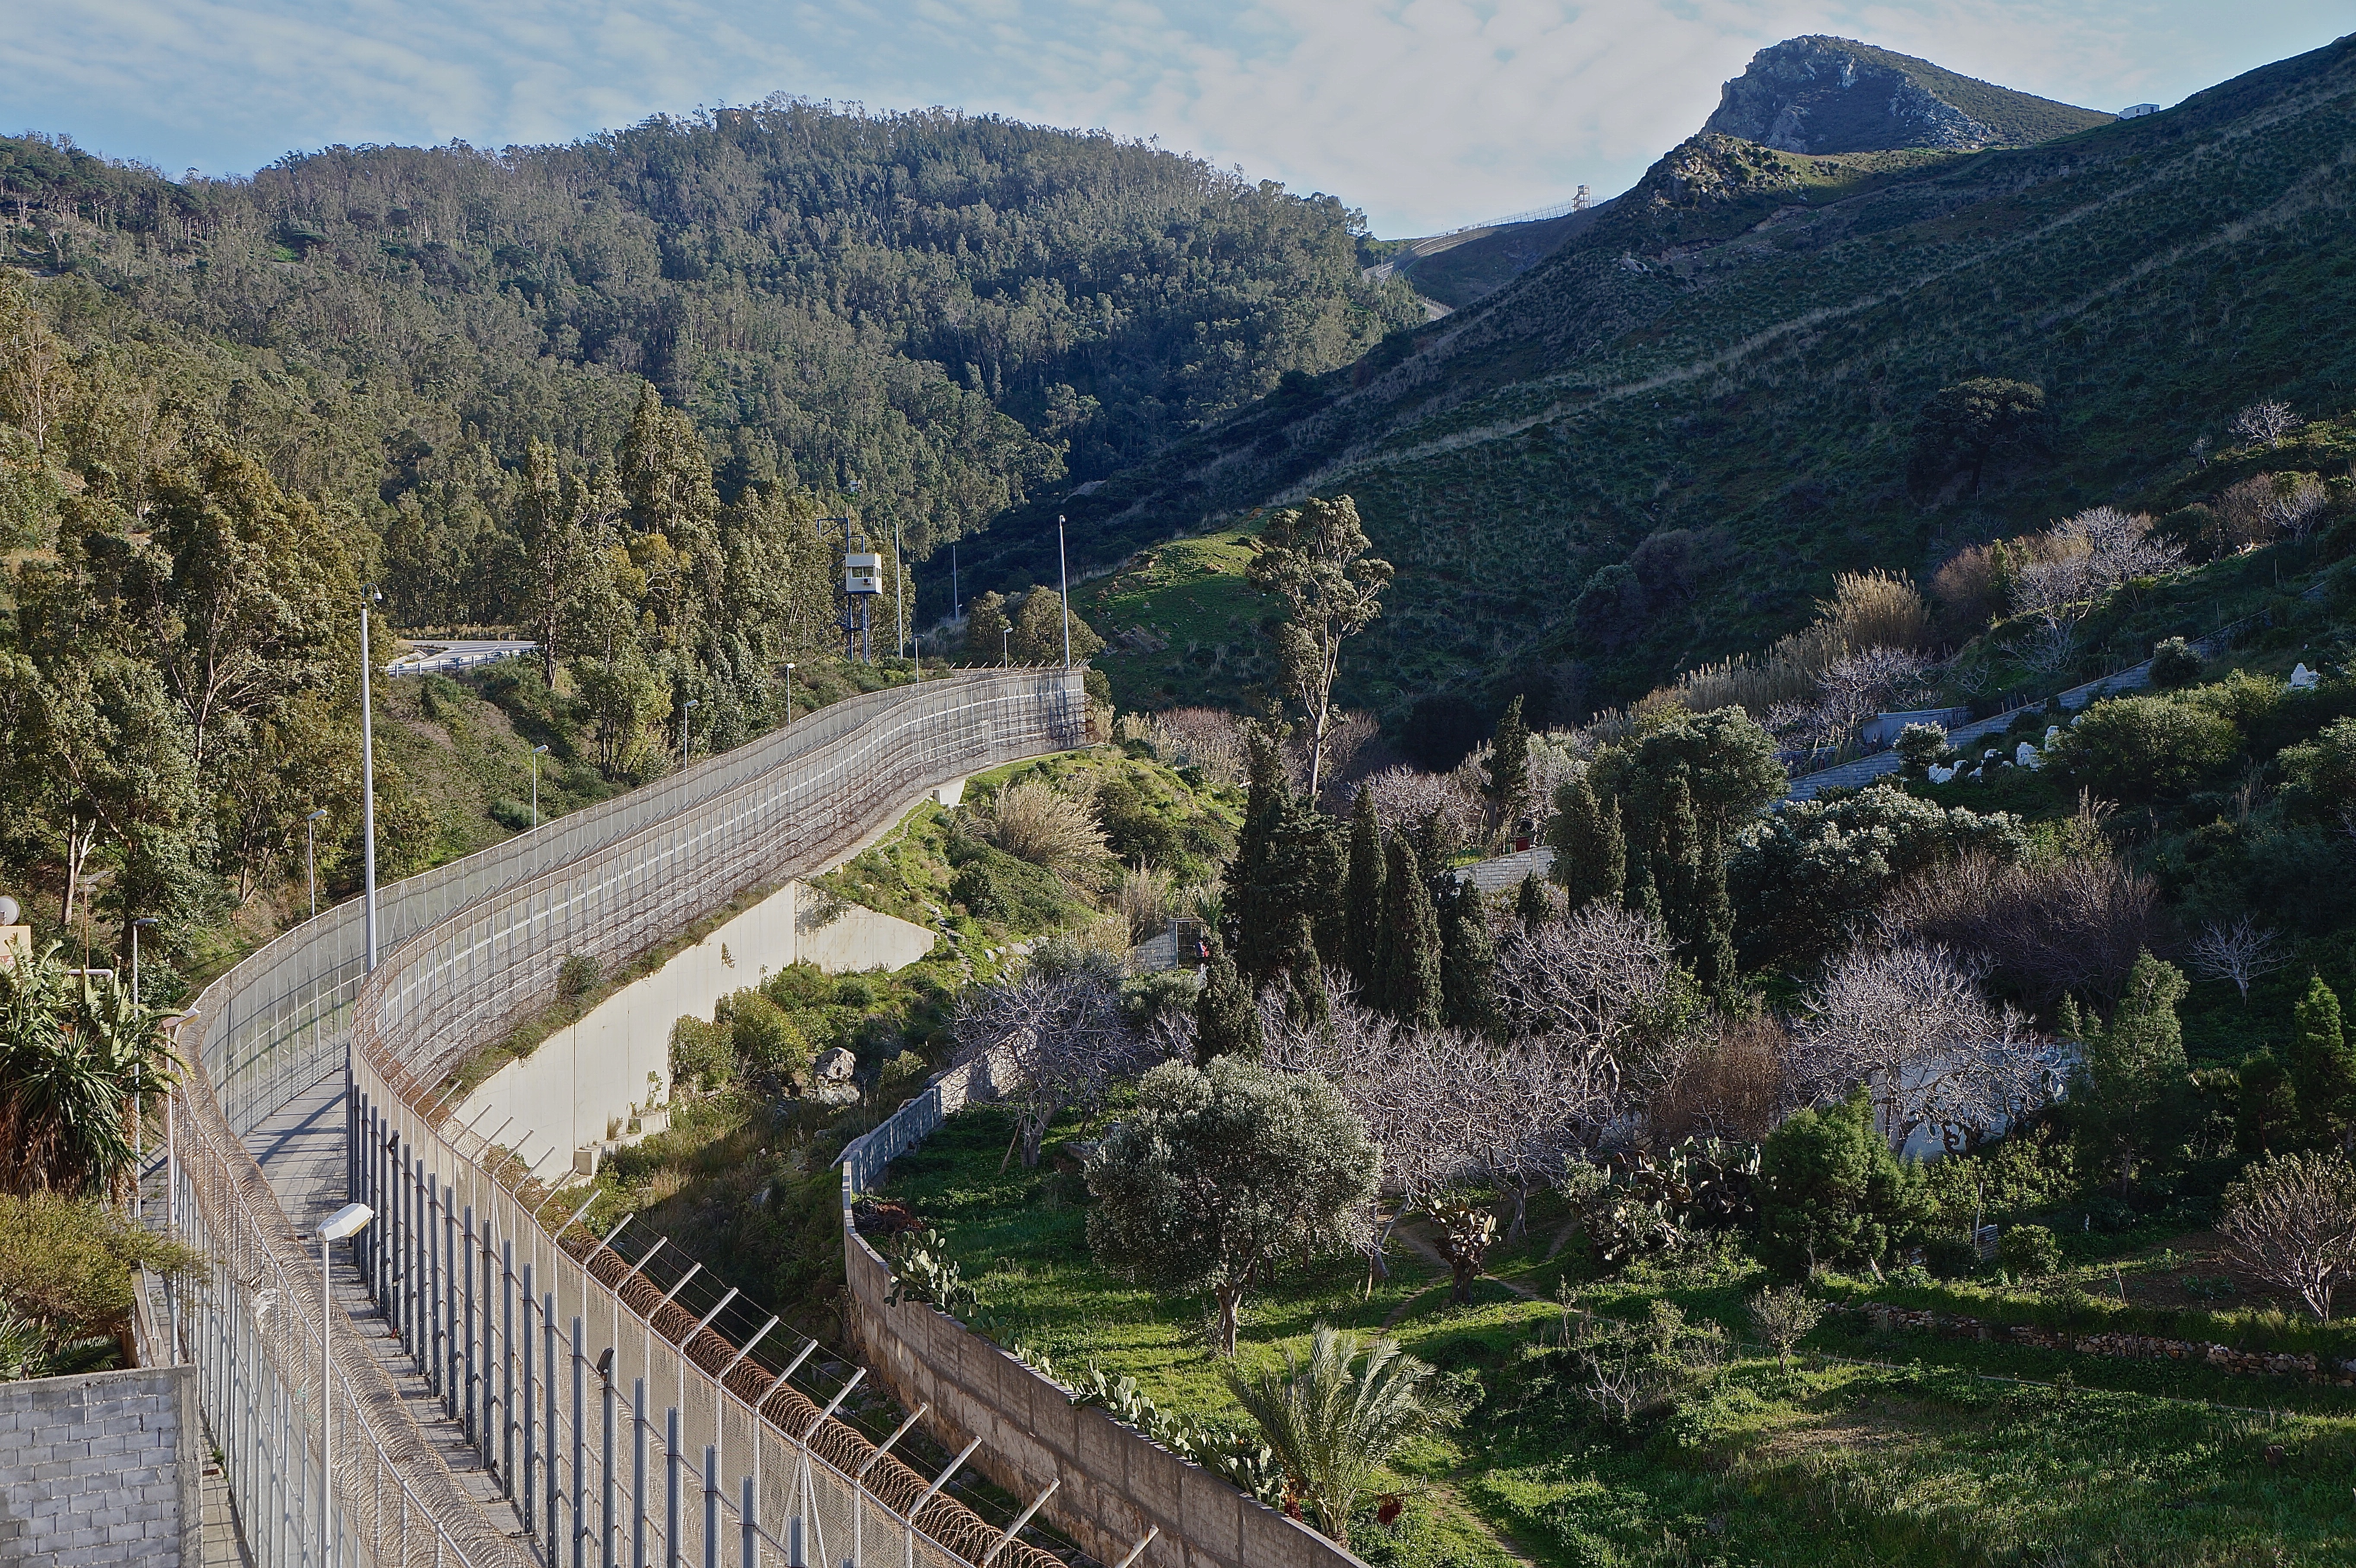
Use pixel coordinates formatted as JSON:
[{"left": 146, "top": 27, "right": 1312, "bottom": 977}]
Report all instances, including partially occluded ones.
[
  {"left": 0, "top": 943, "right": 176, "bottom": 1200},
  {"left": 1223, "top": 1322, "right": 1460, "bottom": 1545}
]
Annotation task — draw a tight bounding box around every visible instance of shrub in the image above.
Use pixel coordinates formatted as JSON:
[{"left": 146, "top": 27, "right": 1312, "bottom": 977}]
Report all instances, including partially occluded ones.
[
  {"left": 1757, "top": 1087, "right": 1926, "bottom": 1277},
  {"left": 1746, "top": 1283, "right": 1825, "bottom": 1366},
  {"left": 728, "top": 993, "right": 813, "bottom": 1083},
  {"left": 2148, "top": 637, "right": 2204, "bottom": 689},
  {"left": 1879, "top": 844, "right": 2163, "bottom": 1006},
  {"left": 985, "top": 777, "right": 1108, "bottom": 874},
  {"left": 1894, "top": 722, "right": 1947, "bottom": 771},
  {"left": 1997, "top": 1223, "right": 2062, "bottom": 1277},
  {"left": 0, "top": 1192, "right": 201, "bottom": 1370},
  {"left": 2280, "top": 716, "right": 2356, "bottom": 807},
  {"left": 1929, "top": 543, "right": 2006, "bottom": 636},
  {"left": 669, "top": 1015, "right": 733, "bottom": 1092},
  {"left": 2218, "top": 1149, "right": 2356, "bottom": 1319},
  {"left": 1818, "top": 569, "right": 1931, "bottom": 652},
  {"left": 2053, "top": 695, "right": 2239, "bottom": 801},
  {"left": 557, "top": 953, "right": 600, "bottom": 999}
]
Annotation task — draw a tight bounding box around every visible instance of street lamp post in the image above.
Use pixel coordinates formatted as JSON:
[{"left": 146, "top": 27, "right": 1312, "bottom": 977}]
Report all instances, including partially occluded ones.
[
  {"left": 356, "top": 586, "right": 381, "bottom": 1207},
  {"left": 129, "top": 917, "right": 155, "bottom": 1221},
  {"left": 784, "top": 664, "right": 795, "bottom": 726},
  {"left": 304, "top": 809, "right": 328, "bottom": 920},
  {"left": 318, "top": 1202, "right": 374, "bottom": 1568},
  {"left": 1057, "top": 513, "right": 1073, "bottom": 669},
  {"left": 679, "top": 699, "right": 699, "bottom": 771},
  {"left": 529, "top": 745, "right": 549, "bottom": 828},
  {"left": 1001, "top": 626, "right": 1010, "bottom": 667}
]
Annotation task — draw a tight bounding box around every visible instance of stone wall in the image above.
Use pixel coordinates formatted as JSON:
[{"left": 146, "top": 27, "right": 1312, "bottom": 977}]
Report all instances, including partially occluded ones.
[
  {"left": 840, "top": 1059, "right": 1365, "bottom": 1568},
  {"left": 0, "top": 1365, "right": 200, "bottom": 1568}
]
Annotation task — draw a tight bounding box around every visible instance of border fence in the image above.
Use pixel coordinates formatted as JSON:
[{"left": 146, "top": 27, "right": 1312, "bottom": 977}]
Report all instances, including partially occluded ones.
[{"left": 162, "top": 669, "right": 1084, "bottom": 1568}]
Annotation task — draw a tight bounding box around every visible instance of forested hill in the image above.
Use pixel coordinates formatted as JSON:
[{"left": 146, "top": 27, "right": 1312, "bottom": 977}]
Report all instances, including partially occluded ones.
[
  {"left": 1004, "top": 32, "right": 2356, "bottom": 718},
  {"left": 0, "top": 103, "right": 1419, "bottom": 621}
]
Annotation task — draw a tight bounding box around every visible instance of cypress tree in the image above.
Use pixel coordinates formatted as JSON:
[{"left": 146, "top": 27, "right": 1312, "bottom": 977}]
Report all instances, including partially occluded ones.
[
  {"left": 1222, "top": 723, "right": 1345, "bottom": 989},
  {"left": 1515, "top": 872, "right": 1551, "bottom": 928},
  {"left": 1548, "top": 777, "right": 1624, "bottom": 911},
  {"left": 1222, "top": 723, "right": 1292, "bottom": 987},
  {"left": 1484, "top": 695, "right": 1531, "bottom": 835},
  {"left": 1649, "top": 775, "right": 1738, "bottom": 989},
  {"left": 2290, "top": 975, "right": 2354, "bottom": 1149},
  {"left": 1440, "top": 880, "right": 1501, "bottom": 1036},
  {"left": 1194, "top": 938, "right": 1262, "bottom": 1065},
  {"left": 1343, "top": 785, "right": 1386, "bottom": 983},
  {"left": 1375, "top": 834, "right": 1444, "bottom": 1029},
  {"left": 1691, "top": 822, "right": 1738, "bottom": 991},
  {"left": 2063, "top": 950, "right": 2190, "bottom": 1194}
]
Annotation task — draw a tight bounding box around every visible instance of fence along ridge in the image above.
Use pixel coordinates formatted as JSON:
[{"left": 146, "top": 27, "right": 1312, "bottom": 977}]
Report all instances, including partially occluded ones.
[{"left": 347, "top": 669, "right": 1084, "bottom": 1567}]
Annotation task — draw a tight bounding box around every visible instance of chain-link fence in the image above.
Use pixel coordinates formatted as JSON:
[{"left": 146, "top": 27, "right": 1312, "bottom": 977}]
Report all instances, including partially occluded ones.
[{"left": 164, "top": 669, "right": 1083, "bottom": 1568}]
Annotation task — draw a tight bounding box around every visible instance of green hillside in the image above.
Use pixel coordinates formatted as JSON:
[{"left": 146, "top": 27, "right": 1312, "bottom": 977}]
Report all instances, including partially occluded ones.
[{"left": 977, "top": 33, "right": 2356, "bottom": 724}]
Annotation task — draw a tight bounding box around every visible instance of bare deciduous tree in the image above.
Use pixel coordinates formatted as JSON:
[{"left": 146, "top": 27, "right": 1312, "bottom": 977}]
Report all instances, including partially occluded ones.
[
  {"left": 2218, "top": 1150, "right": 2356, "bottom": 1319},
  {"left": 1137, "top": 707, "right": 1250, "bottom": 786},
  {"left": 1792, "top": 940, "right": 2052, "bottom": 1153},
  {"left": 2186, "top": 916, "right": 2289, "bottom": 1004},
  {"left": 2008, "top": 507, "right": 2185, "bottom": 670},
  {"left": 1492, "top": 901, "right": 1682, "bottom": 1073},
  {"left": 1878, "top": 845, "right": 2164, "bottom": 1006},
  {"left": 2229, "top": 400, "right": 2302, "bottom": 449},
  {"left": 1360, "top": 764, "right": 1478, "bottom": 840},
  {"left": 953, "top": 964, "right": 1145, "bottom": 1166}
]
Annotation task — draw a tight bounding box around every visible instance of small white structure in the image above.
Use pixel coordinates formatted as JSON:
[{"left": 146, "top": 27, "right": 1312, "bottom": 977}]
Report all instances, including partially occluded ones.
[
  {"left": 2015, "top": 741, "right": 2042, "bottom": 770},
  {"left": 2290, "top": 662, "right": 2321, "bottom": 690},
  {"left": 2118, "top": 103, "right": 2161, "bottom": 119},
  {"left": 2046, "top": 726, "right": 2064, "bottom": 748},
  {"left": 1927, "top": 764, "right": 1956, "bottom": 784}
]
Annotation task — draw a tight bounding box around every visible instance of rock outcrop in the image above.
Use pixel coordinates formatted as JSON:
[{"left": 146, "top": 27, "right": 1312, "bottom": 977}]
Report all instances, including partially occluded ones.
[{"left": 1705, "top": 36, "right": 2109, "bottom": 155}]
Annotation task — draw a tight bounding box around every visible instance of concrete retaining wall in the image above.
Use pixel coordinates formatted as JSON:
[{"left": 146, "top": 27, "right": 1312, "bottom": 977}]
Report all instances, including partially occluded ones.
[
  {"left": 0, "top": 1364, "right": 200, "bottom": 1568},
  {"left": 840, "top": 1058, "right": 1365, "bottom": 1568},
  {"left": 456, "top": 882, "right": 936, "bottom": 1173}
]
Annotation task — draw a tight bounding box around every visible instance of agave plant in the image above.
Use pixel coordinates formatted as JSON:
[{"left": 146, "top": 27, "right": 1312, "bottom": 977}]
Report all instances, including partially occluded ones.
[
  {"left": 0, "top": 943, "right": 177, "bottom": 1200},
  {"left": 1224, "top": 1322, "right": 1460, "bottom": 1545}
]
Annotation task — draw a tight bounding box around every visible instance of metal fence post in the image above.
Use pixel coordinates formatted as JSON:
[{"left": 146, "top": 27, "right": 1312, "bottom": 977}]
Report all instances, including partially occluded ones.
[
  {"left": 501, "top": 1239, "right": 516, "bottom": 1495},
  {"left": 462, "top": 1205, "right": 478, "bottom": 1442},
  {"left": 632, "top": 1378, "right": 647, "bottom": 1568},
  {"left": 665, "top": 1407, "right": 681, "bottom": 1568},
  {"left": 739, "top": 1476, "right": 755, "bottom": 1568},
  {"left": 546, "top": 1291, "right": 560, "bottom": 1565},
  {"left": 702, "top": 1445, "right": 718, "bottom": 1568},
  {"left": 572, "top": 1315, "right": 587, "bottom": 1568},
  {"left": 601, "top": 1359, "right": 617, "bottom": 1568}
]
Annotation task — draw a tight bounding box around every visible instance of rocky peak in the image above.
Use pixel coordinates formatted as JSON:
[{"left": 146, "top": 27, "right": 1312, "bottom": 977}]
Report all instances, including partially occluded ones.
[{"left": 1705, "top": 36, "right": 2109, "bottom": 155}]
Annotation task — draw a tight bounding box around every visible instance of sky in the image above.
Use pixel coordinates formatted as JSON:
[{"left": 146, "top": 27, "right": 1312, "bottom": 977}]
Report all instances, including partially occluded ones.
[{"left": 7, "top": 0, "right": 2350, "bottom": 237}]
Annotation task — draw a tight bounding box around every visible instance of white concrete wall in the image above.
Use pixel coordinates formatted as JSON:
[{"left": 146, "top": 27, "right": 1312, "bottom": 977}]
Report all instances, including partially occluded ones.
[{"left": 456, "top": 882, "right": 937, "bottom": 1174}]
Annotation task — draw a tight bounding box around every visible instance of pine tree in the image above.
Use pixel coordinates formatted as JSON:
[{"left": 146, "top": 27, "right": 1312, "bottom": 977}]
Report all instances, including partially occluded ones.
[
  {"left": 1195, "top": 938, "right": 1262, "bottom": 1065},
  {"left": 1375, "top": 835, "right": 1443, "bottom": 1029},
  {"left": 1343, "top": 785, "right": 1386, "bottom": 984},
  {"left": 1484, "top": 695, "right": 1530, "bottom": 837},
  {"left": 1439, "top": 880, "right": 1500, "bottom": 1036},
  {"left": 2063, "top": 950, "right": 2190, "bottom": 1194},
  {"left": 2289, "top": 975, "right": 2353, "bottom": 1149},
  {"left": 1548, "top": 777, "right": 1624, "bottom": 910}
]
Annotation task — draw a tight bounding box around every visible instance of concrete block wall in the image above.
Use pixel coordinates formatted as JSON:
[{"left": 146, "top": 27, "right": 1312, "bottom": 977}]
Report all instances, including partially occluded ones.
[
  {"left": 0, "top": 1365, "right": 200, "bottom": 1568},
  {"left": 457, "top": 882, "right": 935, "bottom": 1169},
  {"left": 842, "top": 1067, "right": 1365, "bottom": 1568}
]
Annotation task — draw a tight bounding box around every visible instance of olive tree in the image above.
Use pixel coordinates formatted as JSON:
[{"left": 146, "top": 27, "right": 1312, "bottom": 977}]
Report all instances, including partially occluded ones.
[{"left": 1086, "top": 1056, "right": 1379, "bottom": 1354}]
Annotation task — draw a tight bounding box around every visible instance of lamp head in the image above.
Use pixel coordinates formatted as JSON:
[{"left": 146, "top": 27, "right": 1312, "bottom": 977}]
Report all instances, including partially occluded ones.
[
  {"left": 531, "top": 744, "right": 549, "bottom": 756},
  {"left": 133, "top": 917, "right": 157, "bottom": 929},
  {"left": 320, "top": 1202, "right": 374, "bottom": 1242},
  {"left": 307, "top": 808, "right": 329, "bottom": 822}
]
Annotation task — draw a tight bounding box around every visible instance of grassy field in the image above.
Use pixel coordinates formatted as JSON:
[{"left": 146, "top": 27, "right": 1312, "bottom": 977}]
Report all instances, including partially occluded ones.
[
  {"left": 871, "top": 1103, "right": 2356, "bottom": 1568},
  {"left": 1080, "top": 522, "right": 1274, "bottom": 713}
]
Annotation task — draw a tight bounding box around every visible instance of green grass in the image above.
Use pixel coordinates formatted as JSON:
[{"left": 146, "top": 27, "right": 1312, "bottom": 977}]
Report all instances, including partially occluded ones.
[
  {"left": 871, "top": 1103, "right": 2356, "bottom": 1567},
  {"left": 1080, "top": 522, "right": 1274, "bottom": 712}
]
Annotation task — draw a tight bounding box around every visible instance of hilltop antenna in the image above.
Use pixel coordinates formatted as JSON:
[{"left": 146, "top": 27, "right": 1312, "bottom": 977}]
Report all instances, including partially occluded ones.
[{"left": 1572, "top": 185, "right": 1592, "bottom": 212}]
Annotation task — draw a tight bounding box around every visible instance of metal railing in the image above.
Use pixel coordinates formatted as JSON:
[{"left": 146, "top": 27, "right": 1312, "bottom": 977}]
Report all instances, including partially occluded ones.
[{"left": 164, "top": 669, "right": 1084, "bottom": 1568}]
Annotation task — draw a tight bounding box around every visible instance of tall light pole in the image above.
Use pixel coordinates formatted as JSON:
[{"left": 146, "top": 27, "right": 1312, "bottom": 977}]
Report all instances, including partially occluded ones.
[
  {"left": 893, "top": 515, "right": 906, "bottom": 660},
  {"left": 951, "top": 544, "right": 960, "bottom": 620},
  {"left": 1057, "top": 513, "right": 1073, "bottom": 669},
  {"left": 318, "top": 1202, "right": 374, "bottom": 1568},
  {"left": 529, "top": 745, "right": 549, "bottom": 828},
  {"left": 304, "top": 809, "right": 327, "bottom": 920},
  {"left": 129, "top": 917, "right": 155, "bottom": 1221},
  {"left": 360, "top": 588, "right": 381, "bottom": 973},
  {"left": 783, "top": 664, "right": 795, "bottom": 726},
  {"left": 679, "top": 699, "right": 698, "bottom": 770},
  {"left": 1001, "top": 626, "right": 1010, "bottom": 667},
  {"left": 356, "top": 586, "right": 381, "bottom": 1208}
]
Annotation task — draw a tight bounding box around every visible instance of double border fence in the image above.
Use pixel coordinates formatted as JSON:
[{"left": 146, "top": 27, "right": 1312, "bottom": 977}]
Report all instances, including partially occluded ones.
[{"left": 165, "top": 669, "right": 1084, "bottom": 1568}]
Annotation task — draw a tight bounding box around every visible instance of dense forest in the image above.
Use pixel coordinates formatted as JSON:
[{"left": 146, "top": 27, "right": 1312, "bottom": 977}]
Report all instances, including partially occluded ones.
[
  {"left": 0, "top": 104, "right": 1419, "bottom": 624},
  {"left": 0, "top": 104, "right": 1418, "bottom": 983}
]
